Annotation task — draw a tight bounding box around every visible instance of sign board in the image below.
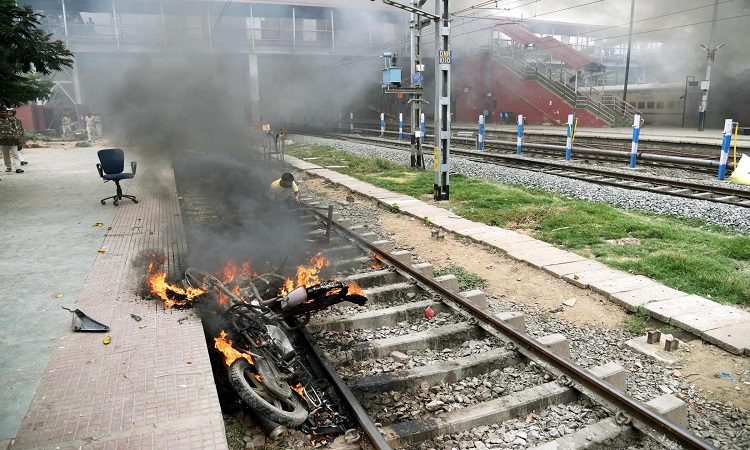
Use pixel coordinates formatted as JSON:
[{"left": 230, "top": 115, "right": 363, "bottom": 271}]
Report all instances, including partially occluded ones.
[
  {"left": 438, "top": 50, "right": 452, "bottom": 64},
  {"left": 397, "top": 93, "right": 404, "bottom": 99},
  {"left": 412, "top": 72, "right": 424, "bottom": 83},
  {"left": 262, "top": 124, "right": 270, "bottom": 131}
]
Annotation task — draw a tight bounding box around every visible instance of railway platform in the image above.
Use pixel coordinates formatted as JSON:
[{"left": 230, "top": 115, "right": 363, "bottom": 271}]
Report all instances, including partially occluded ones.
[
  {"left": 287, "top": 155, "right": 750, "bottom": 357},
  {"left": 1, "top": 137, "right": 747, "bottom": 450},
  {"left": 0, "top": 143, "right": 226, "bottom": 449}
]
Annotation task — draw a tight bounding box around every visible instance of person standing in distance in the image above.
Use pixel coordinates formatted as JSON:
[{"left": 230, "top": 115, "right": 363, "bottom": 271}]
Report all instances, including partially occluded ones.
[
  {"left": 85, "top": 113, "right": 96, "bottom": 142},
  {"left": 265, "top": 172, "right": 300, "bottom": 208},
  {"left": 0, "top": 108, "right": 25, "bottom": 173}
]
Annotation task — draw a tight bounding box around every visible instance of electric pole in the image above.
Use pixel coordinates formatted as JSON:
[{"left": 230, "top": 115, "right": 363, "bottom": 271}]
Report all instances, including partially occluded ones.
[
  {"left": 409, "top": 0, "right": 427, "bottom": 168},
  {"left": 698, "top": 0, "right": 723, "bottom": 131},
  {"left": 433, "top": 0, "right": 451, "bottom": 201}
]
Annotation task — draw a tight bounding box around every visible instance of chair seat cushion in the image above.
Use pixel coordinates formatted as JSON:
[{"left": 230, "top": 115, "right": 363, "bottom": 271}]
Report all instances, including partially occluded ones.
[{"left": 103, "top": 173, "right": 134, "bottom": 181}]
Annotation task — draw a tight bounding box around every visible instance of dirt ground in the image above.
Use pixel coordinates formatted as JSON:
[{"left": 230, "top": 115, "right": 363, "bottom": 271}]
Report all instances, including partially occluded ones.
[{"left": 302, "top": 177, "right": 750, "bottom": 411}]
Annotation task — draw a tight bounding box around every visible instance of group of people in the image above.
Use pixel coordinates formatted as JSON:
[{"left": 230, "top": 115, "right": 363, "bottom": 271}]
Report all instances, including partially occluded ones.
[{"left": 0, "top": 108, "right": 28, "bottom": 174}]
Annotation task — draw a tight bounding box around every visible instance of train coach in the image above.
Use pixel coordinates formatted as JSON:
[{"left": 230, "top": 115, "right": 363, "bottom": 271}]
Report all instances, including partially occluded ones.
[{"left": 601, "top": 82, "right": 698, "bottom": 127}]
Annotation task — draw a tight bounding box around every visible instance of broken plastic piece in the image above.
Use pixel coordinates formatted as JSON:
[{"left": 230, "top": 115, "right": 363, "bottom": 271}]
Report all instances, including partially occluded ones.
[{"left": 64, "top": 307, "right": 110, "bottom": 332}]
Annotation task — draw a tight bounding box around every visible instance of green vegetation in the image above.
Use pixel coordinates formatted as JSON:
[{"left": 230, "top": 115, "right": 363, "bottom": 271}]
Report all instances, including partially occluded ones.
[
  {"left": 1, "top": 1, "right": 75, "bottom": 107},
  {"left": 288, "top": 145, "right": 750, "bottom": 307},
  {"left": 390, "top": 203, "right": 400, "bottom": 213},
  {"left": 434, "top": 265, "right": 489, "bottom": 291},
  {"left": 75, "top": 141, "right": 91, "bottom": 147},
  {"left": 624, "top": 306, "right": 652, "bottom": 334}
]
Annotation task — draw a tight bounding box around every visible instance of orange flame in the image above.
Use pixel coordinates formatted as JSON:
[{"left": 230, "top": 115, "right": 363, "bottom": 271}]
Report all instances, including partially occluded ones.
[
  {"left": 347, "top": 283, "right": 365, "bottom": 296},
  {"left": 290, "top": 383, "right": 305, "bottom": 399},
  {"left": 215, "top": 260, "right": 256, "bottom": 305},
  {"left": 214, "top": 330, "right": 253, "bottom": 367},
  {"left": 147, "top": 272, "right": 206, "bottom": 307},
  {"left": 280, "top": 252, "right": 331, "bottom": 296}
]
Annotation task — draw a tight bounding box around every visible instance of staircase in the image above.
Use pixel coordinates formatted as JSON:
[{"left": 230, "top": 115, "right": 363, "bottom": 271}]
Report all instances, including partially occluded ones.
[{"left": 493, "top": 43, "right": 640, "bottom": 127}]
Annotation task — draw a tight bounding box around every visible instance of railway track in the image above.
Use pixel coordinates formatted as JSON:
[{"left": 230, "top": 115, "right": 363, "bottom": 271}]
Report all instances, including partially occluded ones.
[
  {"left": 292, "top": 204, "right": 716, "bottom": 450},
  {"left": 172, "top": 152, "right": 726, "bottom": 449},
  {"left": 290, "top": 130, "right": 750, "bottom": 208}
]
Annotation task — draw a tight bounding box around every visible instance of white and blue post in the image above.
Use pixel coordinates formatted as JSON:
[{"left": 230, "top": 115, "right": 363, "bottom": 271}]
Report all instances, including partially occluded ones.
[
  {"left": 718, "top": 118, "right": 733, "bottom": 180},
  {"left": 420, "top": 113, "right": 425, "bottom": 143},
  {"left": 629, "top": 114, "right": 641, "bottom": 168},
  {"left": 380, "top": 113, "right": 385, "bottom": 138},
  {"left": 477, "top": 115, "right": 485, "bottom": 151},
  {"left": 350, "top": 112, "right": 354, "bottom": 134},
  {"left": 399, "top": 113, "right": 403, "bottom": 140},
  {"left": 516, "top": 114, "right": 524, "bottom": 154},
  {"left": 565, "top": 114, "right": 574, "bottom": 160}
]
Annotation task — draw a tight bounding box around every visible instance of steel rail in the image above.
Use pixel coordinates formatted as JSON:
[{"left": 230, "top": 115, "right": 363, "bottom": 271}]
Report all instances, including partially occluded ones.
[
  {"left": 295, "top": 130, "right": 750, "bottom": 207},
  {"left": 303, "top": 204, "right": 716, "bottom": 450},
  {"left": 294, "top": 201, "right": 394, "bottom": 450},
  {"left": 297, "top": 329, "right": 393, "bottom": 450},
  {"left": 449, "top": 148, "right": 750, "bottom": 205}
]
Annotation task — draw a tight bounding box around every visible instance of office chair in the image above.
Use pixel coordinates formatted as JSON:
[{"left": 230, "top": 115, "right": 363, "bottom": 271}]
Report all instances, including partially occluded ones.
[{"left": 96, "top": 148, "right": 138, "bottom": 205}]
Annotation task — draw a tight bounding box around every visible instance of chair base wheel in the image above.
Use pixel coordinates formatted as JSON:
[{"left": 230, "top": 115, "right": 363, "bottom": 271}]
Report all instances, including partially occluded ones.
[
  {"left": 101, "top": 200, "right": 106, "bottom": 205},
  {"left": 113, "top": 200, "right": 119, "bottom": 206}
]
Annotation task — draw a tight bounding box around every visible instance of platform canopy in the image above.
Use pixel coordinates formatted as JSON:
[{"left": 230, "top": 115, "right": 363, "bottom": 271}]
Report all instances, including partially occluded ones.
[{"left": 495, "top": 23, "right": 601, "bottom": 70}]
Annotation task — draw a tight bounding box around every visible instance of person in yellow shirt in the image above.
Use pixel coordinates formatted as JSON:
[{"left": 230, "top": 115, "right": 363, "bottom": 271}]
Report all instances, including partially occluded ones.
[{"left": 265, "top": 172, "right": 300, "bottom": 207}]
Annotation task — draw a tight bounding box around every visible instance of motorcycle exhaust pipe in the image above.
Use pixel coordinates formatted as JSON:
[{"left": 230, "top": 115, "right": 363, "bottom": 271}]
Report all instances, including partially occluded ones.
[
  {"left": 280, "top": 286, "right": 308, "bottom": 311},
  {"left": 254, "top": 413, "right": 287, "bottom": 441}
]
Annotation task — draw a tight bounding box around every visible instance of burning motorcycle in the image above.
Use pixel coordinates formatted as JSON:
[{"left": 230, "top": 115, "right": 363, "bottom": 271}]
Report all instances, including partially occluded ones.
[{"left": 183, "top": 268, "right": 367, "bottom": 428}]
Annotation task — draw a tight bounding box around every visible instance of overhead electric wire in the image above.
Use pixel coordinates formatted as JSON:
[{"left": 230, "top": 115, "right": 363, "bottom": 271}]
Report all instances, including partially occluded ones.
[
  {"left": 213, "top": 0, "right": 233, "bottom": 30},
  {"left": 326, "top": 0, "right": 745, "bottom": 71}
]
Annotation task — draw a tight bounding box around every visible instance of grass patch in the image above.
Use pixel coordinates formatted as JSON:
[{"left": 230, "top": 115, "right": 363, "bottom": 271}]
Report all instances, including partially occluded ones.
[
  {"left": 288, "top": 144, "right": 750, "bottom": 307},
  {"left": 624, "top": 307, "right": 652, "bottom": 334},
  {"left": 434, "top": 265, "right": 489, "bottom": 291}
]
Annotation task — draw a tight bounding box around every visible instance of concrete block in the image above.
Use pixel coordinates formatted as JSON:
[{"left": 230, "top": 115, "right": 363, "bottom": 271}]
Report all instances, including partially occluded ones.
[
  {"left": 460, "top": 289, "right": 488, "bottom": 310},
  {"left": 390, "top": 250, "right": 412, "bottom": 265},
  {"left": 588, "top": 275, "right": 654, "bottom": 298},
  {"left": 670, "top": 305, "right": 750, "bottom": 339},
  {"left": 561, "top": 268, "right": 630, "bottom": 289},
  {"left": 608, "top": 284, "right": 689, "bottom": 312},
  {"left": 337, "top": 218, "right": 352, "bottom": 228},
  {"left": 434, "top": 274, "right": 459, "bottom": 292},
  {"left": 542, "top": 259, "right": 609, "bottom": 279},
  {"left": 624, "top": 335, "right": 678, "bottom": 364},
  {"left": 412, "top": 262, "right": 434, "bottom": 278},
  {"left": 538, "top": 333, "right": 570, "bottom": 358},
  {"left": 644, "top": 295, "right": 717, "bottom": 323},
  {"left": 331, "top": 212, "right": 342, "bottom": 221},
  {"left": 372, "top": 240, "right": 393, "bottom": 253},
  {"left": 390, "top": 351, "right": 411, "bottom": 364},
  {"left": 521, "top": 247, "right": 588, "bottom": 270},
  {"left": 703, "top": 320, "right": 750, "bottom": 355},
  {"left": 495, "top": 311, "right": 525, "bottom": 333},
  {"left": 349, "top": 225, "right": 366, "bottom": 234},
  {"left": 645, "top": 394, "right": 688, "bottom": 429},
  {"left": 589, "top": 362, "right": 627, "bottom": 392},
  {"left": 359, "top": 232, "right": 378, "bottom": 242}
]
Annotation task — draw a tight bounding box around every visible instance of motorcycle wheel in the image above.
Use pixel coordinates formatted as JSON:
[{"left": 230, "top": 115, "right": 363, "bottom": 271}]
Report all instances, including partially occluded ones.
[{"left": 228, "top": 358, "right": 308, "bottom": 427}]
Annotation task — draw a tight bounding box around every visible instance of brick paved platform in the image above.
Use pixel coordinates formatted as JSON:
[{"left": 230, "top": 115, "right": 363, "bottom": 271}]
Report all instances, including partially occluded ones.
[{"left": 5, "top": 148, "right": 226, "bottom": 449}]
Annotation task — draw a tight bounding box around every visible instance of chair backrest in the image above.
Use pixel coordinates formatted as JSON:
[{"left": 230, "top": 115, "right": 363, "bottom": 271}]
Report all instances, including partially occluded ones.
[{"left": 97, "top": 148, "right": 125, "bottom": 175}]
